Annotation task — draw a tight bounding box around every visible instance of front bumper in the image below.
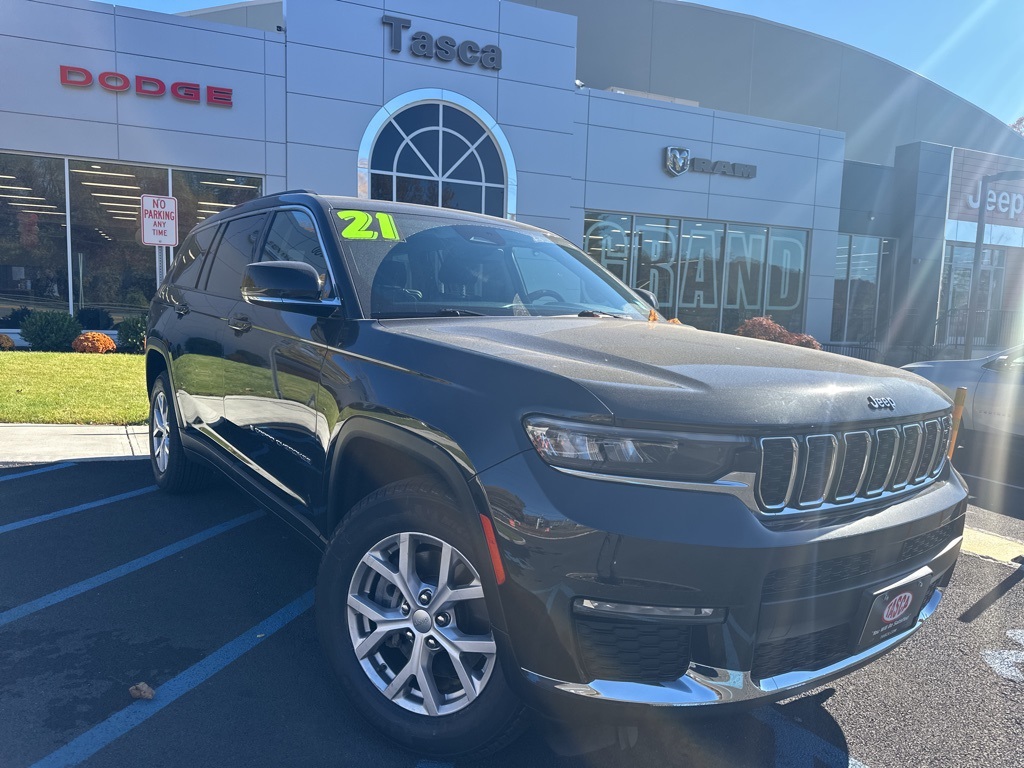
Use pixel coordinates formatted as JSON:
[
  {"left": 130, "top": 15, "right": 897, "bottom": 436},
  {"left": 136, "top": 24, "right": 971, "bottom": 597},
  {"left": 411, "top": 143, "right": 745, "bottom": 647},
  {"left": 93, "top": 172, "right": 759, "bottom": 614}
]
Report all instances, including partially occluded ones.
[
  {"left": 524, "top": 569, "right": 947, "bottom": 708},
  {"left": 476, "top": 450, "right": 967, "bottom": 710}
]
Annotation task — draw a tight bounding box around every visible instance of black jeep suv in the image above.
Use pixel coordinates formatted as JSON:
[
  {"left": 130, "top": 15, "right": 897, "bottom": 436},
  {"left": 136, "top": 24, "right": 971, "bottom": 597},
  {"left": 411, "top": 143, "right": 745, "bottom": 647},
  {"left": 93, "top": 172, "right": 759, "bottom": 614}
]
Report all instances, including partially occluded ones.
[{"left": 146, "top": 191, "right": 967, "bottom": 757}]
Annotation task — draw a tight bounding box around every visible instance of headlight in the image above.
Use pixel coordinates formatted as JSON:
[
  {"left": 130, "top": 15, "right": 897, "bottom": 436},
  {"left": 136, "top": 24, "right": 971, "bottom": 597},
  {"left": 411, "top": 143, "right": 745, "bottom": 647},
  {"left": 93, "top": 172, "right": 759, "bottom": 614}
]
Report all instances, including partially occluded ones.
[{"left": 523, "top": 416, "right": 752, "bottom": 483}]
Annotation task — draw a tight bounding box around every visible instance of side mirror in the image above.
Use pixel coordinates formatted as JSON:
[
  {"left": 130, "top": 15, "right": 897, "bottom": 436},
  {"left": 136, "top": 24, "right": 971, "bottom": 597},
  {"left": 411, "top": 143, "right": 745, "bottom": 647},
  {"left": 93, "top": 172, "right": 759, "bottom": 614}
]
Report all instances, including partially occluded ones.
[
  {"left": 241, "top": 261, "right": 338, "bottom": 317},
  {"left": 635, "top": 288, "right": 659, "bottom": 310},
  {"left": 984, "top": 355, "right": 1012, "bottom": 372}
]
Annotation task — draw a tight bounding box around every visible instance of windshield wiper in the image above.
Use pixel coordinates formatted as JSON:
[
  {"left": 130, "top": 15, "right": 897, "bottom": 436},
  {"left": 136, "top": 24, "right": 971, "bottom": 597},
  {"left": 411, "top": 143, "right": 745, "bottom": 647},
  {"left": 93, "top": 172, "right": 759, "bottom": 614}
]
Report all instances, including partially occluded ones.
[
  {"left": 578, "top": 309, "right": 626, "bottom": 318},
  {"left": 436, "top": 308, "right": 486, "bottom": 317}
]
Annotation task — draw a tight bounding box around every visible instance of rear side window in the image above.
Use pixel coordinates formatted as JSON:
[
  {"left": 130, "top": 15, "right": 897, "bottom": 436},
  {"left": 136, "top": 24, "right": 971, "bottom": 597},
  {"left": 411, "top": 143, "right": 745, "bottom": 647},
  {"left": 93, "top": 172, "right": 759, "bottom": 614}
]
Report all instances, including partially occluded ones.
[
  {"left": 262, "top": 209, "right": 334, "bottom": 299},
  {"left": 166, "top": 226, "right": 217, "bottom": 289},
  {"left": 203, "top": 213, "right": 268, "bottom": 298}
]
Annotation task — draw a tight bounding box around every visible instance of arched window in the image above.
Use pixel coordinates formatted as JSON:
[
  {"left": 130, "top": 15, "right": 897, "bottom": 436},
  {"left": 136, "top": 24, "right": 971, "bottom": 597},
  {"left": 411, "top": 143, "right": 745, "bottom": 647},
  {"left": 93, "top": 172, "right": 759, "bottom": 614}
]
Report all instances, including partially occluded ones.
[{"left": 360, "top": 93, "right": 515, "bottom": 218}]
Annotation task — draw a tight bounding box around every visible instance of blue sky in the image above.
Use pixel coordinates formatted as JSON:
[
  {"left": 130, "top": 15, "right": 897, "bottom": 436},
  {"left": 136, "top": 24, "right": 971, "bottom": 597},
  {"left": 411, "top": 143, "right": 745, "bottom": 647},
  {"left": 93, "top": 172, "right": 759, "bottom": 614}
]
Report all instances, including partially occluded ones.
[{"left": 98, "top": 0, "right": 1024, "bottom": 125}]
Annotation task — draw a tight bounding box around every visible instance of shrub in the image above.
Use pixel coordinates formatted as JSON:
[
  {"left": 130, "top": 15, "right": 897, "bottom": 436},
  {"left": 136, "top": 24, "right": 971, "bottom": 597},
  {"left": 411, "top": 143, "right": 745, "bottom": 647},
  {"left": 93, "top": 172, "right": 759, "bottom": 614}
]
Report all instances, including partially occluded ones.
[
  {"left": 72, "top": 332, "right": 117, "bottom": 354},
  {"left": 735, "top": 316, "right": 821, "bottom": 350},
  {"left": 0, "top": 334, "right": 15, "bottom": 351},
  {"left": 75, "top": 306, "right": 115, "bottom": 330},
  {"left": 0, "top": 306, "right": 33, "bottom": 328},
  {"left": 117, "top": 315, "right": 147, "bottom": 355},
  {"left": 19, "top": 311, "right": 82, "bottom": 352},
  {"left": 789, "top": 333, "right": 823, "bottom": 351}
]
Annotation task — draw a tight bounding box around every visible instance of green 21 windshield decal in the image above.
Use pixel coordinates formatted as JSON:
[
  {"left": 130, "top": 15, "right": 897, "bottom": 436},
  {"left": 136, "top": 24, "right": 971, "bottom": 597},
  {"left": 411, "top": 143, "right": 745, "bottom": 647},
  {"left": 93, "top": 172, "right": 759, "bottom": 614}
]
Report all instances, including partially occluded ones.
[{"left": 336, "top": 210, "right": 402, "bottom": 241}]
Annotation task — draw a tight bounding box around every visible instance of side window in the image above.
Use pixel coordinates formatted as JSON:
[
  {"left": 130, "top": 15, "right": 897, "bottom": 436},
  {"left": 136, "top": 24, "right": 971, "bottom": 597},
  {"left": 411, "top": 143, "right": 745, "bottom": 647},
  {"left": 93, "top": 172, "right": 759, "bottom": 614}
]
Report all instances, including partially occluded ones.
[
  {"left": 261, "top": 210, "right": 333, "bottom": 298},
  {"left": 166, "top": 226, "right": 217, "bottom": 289},
  {"left": 203, "top": 213, "right": 268, "bottom": 298}
]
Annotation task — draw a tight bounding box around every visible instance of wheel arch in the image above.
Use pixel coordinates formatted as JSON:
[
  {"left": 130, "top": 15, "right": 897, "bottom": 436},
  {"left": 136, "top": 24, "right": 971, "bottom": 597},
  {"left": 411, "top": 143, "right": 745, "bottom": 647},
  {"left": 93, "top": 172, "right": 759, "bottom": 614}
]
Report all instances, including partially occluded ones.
[
  {"left": 324, "top": 416, "right": 510, "bottom": 635},
  {"left": 145, "top": 341, "right": 171, "bottom": 395},
  {"left": 325, "top": 416, "right": 490, "bottom": 534}
]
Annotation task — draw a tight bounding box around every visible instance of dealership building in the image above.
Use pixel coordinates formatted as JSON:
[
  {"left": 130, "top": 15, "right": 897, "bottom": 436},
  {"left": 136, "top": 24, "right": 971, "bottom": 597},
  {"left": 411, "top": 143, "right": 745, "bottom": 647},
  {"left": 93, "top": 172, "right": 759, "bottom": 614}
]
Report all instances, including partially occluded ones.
[{"left": 2, "top": 0, "right": 1023, "bottom": 360}]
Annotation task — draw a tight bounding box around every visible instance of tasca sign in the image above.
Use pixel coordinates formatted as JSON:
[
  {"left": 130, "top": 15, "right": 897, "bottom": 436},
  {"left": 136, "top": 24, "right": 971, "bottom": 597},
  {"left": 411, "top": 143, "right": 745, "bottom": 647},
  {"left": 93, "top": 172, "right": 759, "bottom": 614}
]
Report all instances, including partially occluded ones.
[
  {"left": 665, "top": 147, "right": 756, "bottom": 179},
  {"left": 141, "top": 195, "right": 179, "bottom": 247},
  {"left": 382, "top": 15, "right": 502, "bottom": 70}
]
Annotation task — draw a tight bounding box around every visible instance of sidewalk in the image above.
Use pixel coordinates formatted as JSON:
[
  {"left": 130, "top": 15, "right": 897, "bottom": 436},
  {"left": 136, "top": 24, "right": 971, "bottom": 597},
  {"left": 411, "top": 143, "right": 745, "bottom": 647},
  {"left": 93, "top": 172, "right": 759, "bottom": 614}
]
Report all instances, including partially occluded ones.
[{"left": 0, "top": 424, "right": 149, "bottom": 465}]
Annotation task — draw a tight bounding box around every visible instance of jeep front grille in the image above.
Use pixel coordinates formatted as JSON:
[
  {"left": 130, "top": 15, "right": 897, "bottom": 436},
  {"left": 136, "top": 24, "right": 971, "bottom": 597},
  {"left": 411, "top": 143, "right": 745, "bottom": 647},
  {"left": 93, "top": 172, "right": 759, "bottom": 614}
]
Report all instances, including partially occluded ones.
[{"left": 756, "top": 416, "right": 951, "bottom": 513}]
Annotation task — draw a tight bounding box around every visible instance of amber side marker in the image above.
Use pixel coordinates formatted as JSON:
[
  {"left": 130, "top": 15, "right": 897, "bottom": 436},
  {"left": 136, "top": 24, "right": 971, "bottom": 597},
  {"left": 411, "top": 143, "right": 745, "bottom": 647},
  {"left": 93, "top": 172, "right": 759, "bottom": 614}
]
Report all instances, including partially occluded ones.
[
  {"left": 479, "top": 514, "right": 507, "bottom": 585},
  {"left": 948, "top": 386, "right": 968, "bottom": 460}
]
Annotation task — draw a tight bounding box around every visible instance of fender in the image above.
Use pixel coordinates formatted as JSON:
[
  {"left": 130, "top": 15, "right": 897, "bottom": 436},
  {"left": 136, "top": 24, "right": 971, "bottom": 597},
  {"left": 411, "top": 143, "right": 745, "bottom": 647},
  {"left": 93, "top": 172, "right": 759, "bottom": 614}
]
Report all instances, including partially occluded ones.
[
  {"left": 324, "top": 413, "right": 510, "bottom": 634},
  {"left": 144, "top": 339, "right": 183, "bottom": 429},
  {"left": 326, "top": 413, "right": 491, "bottom": 525}
]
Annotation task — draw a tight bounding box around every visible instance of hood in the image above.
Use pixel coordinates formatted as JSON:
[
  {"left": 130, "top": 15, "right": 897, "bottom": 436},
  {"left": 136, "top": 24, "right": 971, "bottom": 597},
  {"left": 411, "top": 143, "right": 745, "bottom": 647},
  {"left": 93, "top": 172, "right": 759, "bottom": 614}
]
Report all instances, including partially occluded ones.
[{"left": 382, "top": 317, "right": 952, "bottom": 429}]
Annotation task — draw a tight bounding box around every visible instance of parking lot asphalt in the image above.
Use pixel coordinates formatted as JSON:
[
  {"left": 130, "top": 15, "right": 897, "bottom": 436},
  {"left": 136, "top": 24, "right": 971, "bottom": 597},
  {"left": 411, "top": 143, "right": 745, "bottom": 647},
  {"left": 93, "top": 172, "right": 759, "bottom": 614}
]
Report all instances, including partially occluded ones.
[{"left": 1, "top": 455, "right": 1023, "bottom": 768}]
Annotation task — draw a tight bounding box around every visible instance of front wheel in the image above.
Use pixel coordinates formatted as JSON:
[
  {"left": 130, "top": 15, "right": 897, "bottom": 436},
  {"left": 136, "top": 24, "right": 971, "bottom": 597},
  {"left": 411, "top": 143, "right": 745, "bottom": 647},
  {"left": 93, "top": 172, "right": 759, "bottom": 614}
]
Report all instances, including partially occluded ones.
[
  {"left": 316, "top": 477, "right": 527, "bottom": 758},
  {"left": 148, "top": 372, "right": 211, "bottom": 493}
]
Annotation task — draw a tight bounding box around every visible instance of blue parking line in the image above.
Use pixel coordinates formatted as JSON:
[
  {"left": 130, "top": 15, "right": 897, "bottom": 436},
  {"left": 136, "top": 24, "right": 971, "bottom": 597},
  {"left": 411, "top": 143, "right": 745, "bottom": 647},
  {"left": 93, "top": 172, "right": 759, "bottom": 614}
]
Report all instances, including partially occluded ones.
[
  {"left": 0, "top": 486, "right": 157, "bottom": 536},
  {"left": 0, "top": 462, "right": 76, "bottom": 483},
  {"left": 29, "top": 589, "right": 314, "bottom": 768},
  {"left": 0, "top": 510, "right": 264, "bottom": 629}
]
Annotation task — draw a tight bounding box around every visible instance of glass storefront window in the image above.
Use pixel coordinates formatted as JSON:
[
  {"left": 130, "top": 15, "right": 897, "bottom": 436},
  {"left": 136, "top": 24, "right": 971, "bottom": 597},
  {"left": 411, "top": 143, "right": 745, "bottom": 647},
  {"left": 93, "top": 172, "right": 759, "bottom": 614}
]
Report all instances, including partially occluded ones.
[
  {"left": 765, "top": 228, "right": 808, "bottom": 331},
  {"left": 830, "top": 234, "right": 897, "bottom": 343},
  {"left": 721, "top": 224, "right": 768, "bottom": 333},
  {"left": 584, "top": 210, "right": 809, "bottom": 334},
  {"left": 936, "top": 243, "right": 1009, "bottom": 346},
  {"left": 172, "top": 169, "right": 262, "bottom": 231},
  {"left": 0, "top": 153, "right": 67, "bottom": 320},
  {"left": 583, "top": 212, "right": 633, "bottom": 285},
  {"left": 678, "top": 220, "right": 724, "bottom": 331},
  {"left": 635, "top": 216, "right": 680, "bottom": 315},
  {"left": 68, "top": 159, "right": 168, "bottom": 318},
  {"left": 369, "top": 103, "right": 506, "bottom": 216},
  {"left": 0, "top": 153, "right": 263, "bottom": 328}
]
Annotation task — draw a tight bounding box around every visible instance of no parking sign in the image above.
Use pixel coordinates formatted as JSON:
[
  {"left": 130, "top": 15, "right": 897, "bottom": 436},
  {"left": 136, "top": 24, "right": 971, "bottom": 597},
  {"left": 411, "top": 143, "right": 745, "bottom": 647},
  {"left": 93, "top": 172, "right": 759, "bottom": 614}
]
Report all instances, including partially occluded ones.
[{"left": 140, "top": 195, "right": 179, "bottom": 247}]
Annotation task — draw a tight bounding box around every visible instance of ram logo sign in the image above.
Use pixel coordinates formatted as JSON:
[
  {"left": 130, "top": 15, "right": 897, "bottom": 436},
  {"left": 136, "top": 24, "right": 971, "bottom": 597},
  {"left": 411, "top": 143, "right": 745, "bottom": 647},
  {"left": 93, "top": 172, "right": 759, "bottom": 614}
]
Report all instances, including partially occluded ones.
[
  {"left": 665, "top": 147, "right": 690, "bottom": 176},
  {"left": 664, "top": 147, "right": 757, "bottom": 179}
]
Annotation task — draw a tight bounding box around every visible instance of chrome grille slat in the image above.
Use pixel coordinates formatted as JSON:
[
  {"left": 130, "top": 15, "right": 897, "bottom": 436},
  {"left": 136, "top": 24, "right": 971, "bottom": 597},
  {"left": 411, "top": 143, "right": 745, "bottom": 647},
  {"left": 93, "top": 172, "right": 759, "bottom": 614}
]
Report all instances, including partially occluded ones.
[
  {"left": 891, "top": 424, "right": 922, "bottom": 491},
  {"left": 834, "top": 431, "right": 871, "bottom": 502},
  {"left": 865, "top": 427, "right": 900, "bottom": 496},
  {"left": 758, "top": 437, "right": 799, "bottom": 510},
  {"left": 798, "top": 435, "right": 838, "bottom": 507},
  {"left": 755, "top": 416, "right": 950, "bottom": 515},
  {"left": 931, "top": 416, "right": 952, "bottom": 478},
  {"left": 914, "top": 420, "right": 940, "bottom": 483}
]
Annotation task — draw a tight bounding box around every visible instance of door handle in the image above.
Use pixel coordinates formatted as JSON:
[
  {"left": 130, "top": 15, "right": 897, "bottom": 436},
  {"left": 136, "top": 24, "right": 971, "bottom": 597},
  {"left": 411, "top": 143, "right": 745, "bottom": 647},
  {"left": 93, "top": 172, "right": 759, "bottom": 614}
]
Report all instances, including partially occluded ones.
[
  {"left": 227, "top": 314, "right": 252, "bottom": 333},
  {"left": 174, "top": 303, "right": 190, "bottom": 317}
]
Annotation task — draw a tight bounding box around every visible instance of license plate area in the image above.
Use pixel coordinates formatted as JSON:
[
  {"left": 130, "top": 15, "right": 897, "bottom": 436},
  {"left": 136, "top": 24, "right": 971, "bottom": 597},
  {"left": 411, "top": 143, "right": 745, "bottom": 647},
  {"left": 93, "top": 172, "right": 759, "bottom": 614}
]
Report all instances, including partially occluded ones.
[{"left": 856, "top": 566, "right": 932, "bottom": 651}]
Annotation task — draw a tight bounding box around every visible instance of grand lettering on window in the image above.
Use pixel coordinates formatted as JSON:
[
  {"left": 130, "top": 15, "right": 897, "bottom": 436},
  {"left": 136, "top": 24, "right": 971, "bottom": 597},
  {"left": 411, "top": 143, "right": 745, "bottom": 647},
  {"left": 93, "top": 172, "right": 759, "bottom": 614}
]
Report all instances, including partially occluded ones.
[{"left": 586, "top": 212, "right": 809, "bottom": 333}]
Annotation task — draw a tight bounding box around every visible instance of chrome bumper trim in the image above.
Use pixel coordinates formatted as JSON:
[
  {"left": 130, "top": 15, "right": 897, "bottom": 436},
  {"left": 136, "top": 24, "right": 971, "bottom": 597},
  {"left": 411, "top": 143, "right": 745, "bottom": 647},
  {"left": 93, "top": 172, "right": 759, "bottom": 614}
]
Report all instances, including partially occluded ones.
[{"left": 522, "top": 587, "right": 943, "bottom": 707}]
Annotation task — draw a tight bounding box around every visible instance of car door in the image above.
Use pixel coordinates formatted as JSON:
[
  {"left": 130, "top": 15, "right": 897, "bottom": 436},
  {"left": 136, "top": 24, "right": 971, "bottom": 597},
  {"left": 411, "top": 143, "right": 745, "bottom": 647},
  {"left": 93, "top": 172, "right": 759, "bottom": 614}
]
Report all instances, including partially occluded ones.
[
  {"left": 220, "top": 207, "right": 334, "bottom": 510},
  {"left": 162, "top": 224, "right": 226, "bottom": 432},
  {"left": 197, "top": 211, "right": 271, "bottom": 450},
  {"left": 973, "top": 348, "right": 1024, "bottom": 437}
]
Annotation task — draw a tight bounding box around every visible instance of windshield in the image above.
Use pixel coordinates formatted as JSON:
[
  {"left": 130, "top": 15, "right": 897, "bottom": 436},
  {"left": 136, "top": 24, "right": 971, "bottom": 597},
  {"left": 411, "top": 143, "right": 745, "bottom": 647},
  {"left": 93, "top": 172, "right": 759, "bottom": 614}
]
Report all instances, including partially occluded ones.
[{"left": 331, "top": 209, "right": 650, "bottom": 320}]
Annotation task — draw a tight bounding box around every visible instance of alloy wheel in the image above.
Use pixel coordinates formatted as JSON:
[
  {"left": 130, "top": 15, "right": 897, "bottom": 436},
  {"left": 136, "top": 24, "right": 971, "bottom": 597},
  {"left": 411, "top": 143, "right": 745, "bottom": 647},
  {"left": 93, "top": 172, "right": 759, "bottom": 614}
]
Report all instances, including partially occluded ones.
[
  {"left": 346, "top": 531, "right": 497, "bottom": 716},
  {"left": 151, "top": 390, "right": 170, "bottom": 474}
]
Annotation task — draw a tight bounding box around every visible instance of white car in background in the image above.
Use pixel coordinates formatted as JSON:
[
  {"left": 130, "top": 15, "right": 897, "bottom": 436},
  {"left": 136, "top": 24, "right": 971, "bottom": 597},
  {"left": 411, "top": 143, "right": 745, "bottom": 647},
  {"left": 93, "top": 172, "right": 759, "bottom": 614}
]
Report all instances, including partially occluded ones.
[{"left": 903, "top": 346, "right": 1024, "bottom": 438}]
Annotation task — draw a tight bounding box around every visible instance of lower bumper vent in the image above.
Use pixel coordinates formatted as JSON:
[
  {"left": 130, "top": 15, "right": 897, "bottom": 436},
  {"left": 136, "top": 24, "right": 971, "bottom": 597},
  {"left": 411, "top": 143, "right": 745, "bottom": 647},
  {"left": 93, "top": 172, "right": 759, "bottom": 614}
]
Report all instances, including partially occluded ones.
[
  {"left": 751, "top": 624, "right": 851, "bottom": 681},
  {"left": 575, "top": 616, "right": 692, "bottom": 683}
]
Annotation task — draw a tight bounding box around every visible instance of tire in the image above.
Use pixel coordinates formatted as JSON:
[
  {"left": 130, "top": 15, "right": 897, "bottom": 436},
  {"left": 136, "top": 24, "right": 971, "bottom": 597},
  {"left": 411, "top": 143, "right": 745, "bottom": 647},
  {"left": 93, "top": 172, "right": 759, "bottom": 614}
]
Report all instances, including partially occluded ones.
[
  {"left": 148, "top": 372, "right": 211, "bottom": 493},
  {"left": 316, "top": 476, "right": 527, "bottom": 759}
]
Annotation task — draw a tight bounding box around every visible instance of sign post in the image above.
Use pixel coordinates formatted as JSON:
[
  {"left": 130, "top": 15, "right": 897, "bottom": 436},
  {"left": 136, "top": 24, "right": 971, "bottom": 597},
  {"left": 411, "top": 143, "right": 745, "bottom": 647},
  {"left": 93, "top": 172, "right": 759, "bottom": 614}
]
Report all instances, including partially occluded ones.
[{"left": 140, "top": 194, "right": 178, "bottom": 287}]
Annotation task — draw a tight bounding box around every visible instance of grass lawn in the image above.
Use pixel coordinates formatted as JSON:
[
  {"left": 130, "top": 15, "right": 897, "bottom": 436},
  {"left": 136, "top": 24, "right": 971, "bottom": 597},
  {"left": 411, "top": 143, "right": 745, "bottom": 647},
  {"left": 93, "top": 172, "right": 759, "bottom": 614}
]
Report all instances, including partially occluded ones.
[{"left": 0, "top": 352, "right": 147, "bottom": 425}]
